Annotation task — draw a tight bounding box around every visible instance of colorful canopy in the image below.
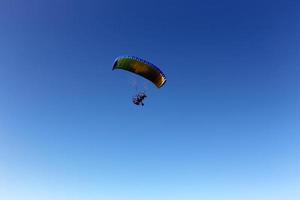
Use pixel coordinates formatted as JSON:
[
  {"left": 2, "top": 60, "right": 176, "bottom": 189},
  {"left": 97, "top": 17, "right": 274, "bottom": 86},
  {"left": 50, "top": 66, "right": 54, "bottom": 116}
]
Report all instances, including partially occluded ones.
[{"left": 112, "top": 56, "right": 166, "bottom": 88}]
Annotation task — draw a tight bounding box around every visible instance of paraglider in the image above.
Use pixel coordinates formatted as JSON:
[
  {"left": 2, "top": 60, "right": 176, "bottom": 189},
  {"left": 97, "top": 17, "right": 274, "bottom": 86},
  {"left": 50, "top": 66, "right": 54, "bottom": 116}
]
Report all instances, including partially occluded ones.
[
  {"left": 132, "top": 92, "right": 147, "bottom": 106},
  {"left": 112, "top": 56, "right": 166, "bottom": 106}
]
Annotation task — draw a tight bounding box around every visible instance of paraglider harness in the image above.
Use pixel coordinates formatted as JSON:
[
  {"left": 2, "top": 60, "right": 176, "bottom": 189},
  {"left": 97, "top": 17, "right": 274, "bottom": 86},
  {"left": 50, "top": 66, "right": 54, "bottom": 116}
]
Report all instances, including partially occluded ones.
[{"left": 132, "top": 92, "right": 147, "bottom": 106}]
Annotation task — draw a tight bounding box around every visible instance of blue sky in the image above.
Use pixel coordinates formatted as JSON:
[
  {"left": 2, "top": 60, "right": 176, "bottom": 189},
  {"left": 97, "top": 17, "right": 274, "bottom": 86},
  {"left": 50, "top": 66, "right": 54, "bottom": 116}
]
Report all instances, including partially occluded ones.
[{"left": 0, "top": 0, "right": 300, "bottom": 200}]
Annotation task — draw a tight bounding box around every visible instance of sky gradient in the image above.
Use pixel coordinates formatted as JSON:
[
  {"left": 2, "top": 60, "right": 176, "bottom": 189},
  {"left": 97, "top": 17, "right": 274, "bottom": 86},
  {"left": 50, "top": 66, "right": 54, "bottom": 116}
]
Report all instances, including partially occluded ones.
[{"left": 0, "top": 0, "right": 300, "bottom": 200}]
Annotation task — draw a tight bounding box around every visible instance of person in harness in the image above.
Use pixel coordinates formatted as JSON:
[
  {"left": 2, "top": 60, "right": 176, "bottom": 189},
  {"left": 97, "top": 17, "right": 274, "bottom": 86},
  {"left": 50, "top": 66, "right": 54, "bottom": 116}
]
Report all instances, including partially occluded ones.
[{"left": 132, "top": 92, "right": 147, "bottom": 106}]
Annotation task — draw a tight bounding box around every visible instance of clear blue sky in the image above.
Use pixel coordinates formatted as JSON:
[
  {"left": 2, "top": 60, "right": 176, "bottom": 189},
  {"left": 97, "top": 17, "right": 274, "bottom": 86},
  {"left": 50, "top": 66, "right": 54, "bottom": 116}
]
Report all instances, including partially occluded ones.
[{"left": 0, "top": 0, "right": 300, "bottom": 200}]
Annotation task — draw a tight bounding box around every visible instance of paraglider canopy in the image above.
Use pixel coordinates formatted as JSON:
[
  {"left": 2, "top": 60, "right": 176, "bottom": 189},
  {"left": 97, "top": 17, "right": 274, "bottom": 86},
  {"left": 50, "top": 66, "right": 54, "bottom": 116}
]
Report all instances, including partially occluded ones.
[{"left": 112, "top": 56, "right": 167, "bottom": 88}]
